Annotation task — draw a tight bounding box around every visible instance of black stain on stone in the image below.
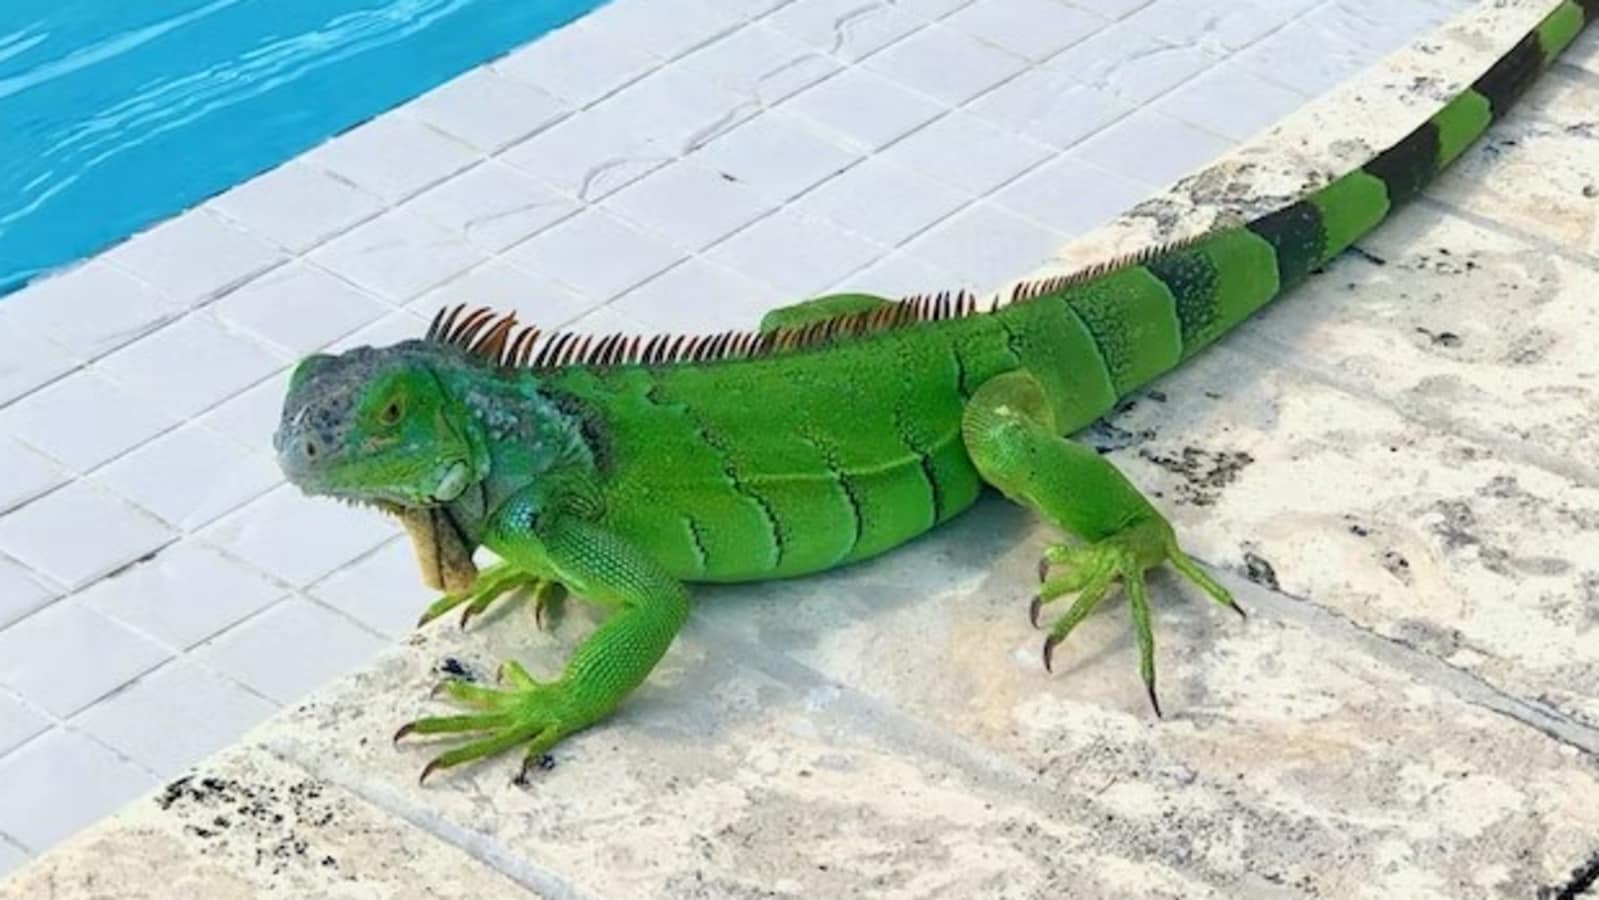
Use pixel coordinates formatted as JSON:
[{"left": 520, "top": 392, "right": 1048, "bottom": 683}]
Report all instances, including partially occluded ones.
[
  {"left": 1137, "top": 446, "right": 1254, "bottom": 506},
  {"left": 156, "top": 773, "right": 343, "bottom": 876},
  {"left": 1415, "top": 327, "right": 1462, "bottom": 348},
  {"left": 1540, "top": 848, "right": 1599, "bottom": 900},
  {"left": 1242, "top": 552, "right": 1279, "bottom": 592},
  {"left": 438, "top": 656, "right": 474, "bottom": 681},
  {"left": 1382, "top": 550, "right": 1413, "bottom": 584}
]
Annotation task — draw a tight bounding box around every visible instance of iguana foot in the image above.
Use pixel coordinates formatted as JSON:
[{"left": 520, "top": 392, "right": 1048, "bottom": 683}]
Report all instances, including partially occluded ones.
[
  {"left": 416, "top": 562, "right": 566, "bottom": 630},
  {"left": 395, "top": 660, "right": 585, "bottom": 784},
  {"left": 1031, "top": 517, "right": 1243, "bottom": 716}
]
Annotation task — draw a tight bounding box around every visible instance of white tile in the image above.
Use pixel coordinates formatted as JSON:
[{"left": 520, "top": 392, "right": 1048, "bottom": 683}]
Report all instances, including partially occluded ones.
[
  {"left": 885, "top": 109, "right": 1053, "bottom": 195},
  {"left": 403, "top": 67, "right": 570, "bottom": 152},
  {"left": 831, "top": 250, "right": 964, "bottom": 297},
  {"left": 768, "top": 0, "right": 922, "bottom": 61},
  {"left": 589, "top": 67, "right": 755, "bottom": 154},
  {"left": 502, "top": 208, "right": 683, "bottom": 301},
  {"left": 94, "top": 425, "right": 282, "bottom": 530},
  {"left": 411, "top": 259, "right": 595, "bottom": 330},
  {"left": 994, "top": 155, "right": 1153, "bottom": 236},
  {"left": 603, "top": 159, "right": 777, "bottom": 250},
  {"left": 405, "top": 161, "right": 580, "bottom": 252},
  {"left": 327, "top": 309, "right": 431, "bottom": 353},
  {"left": 494, "top": 20, "right": 658, "bottom": 106},
  {"left": 903, "top": 202, "right": 1067, "bottom": 288},
  {"left": 968, "top": 71, "right": 1134, "bottom": 148},
  {"left": 1072, "top": 108, "right": 1234, "bottom": 188},
  {"left": 104, "top": 210, "right": 285, "bottom": 309},
  {"left": 0, "top": 484, "right": 175, "bottom": 590},
  {"left": 202, "top": 485, "right": 394, "bottom": 588},
  {"left": 794, "top": 156, "right": 968, "bottom": 246},
  {"left": 1153, "top": 61, "right": 1308, "bottom": 143},
  {"left": 862, "top": 24, "right": 1027, "bottom": 106},
  {"left": 692, "top": 112, "right": 859, "bottom": 202},
  {"left": 309, "top": 210, "right": 490, "bottom": 303},
  {"left": 610, "top": 259, "right": 780, "bottom": 333},
  {"left": 1042, "top": 24, "right": 1217, "bottom": 104},
  {"left": 0, "top": 440, "right": 65, "bottom": 515},
  {"left": 310, "top": 538, "right": 436, "bottom": 640},
  {"left": 893, "top": 0, "right": 975, "bottom": 19},
  {"left": 0, "top": 728, "right": 156, "bottom": 853},
  {"left": 193, "top": 598, "right": 385, "bottom": 705},
  {"left": 207, "top": 160, "right": 385, "bottom": 253},
  {"left": 95, "top": 314, "right": 286, "bottom": 419},
  {"left": 304, "top": 115, "right": 479, "bottom": 204},
  {"left": 676, "top": 24, "right": 839, "bottom": 105},
  {"left": 500, "top": 103, "right": 670, "bottom": 201},
  {"left": 80, "top": 541, "right": 285, "bottom": 649},
  {"left": 564, "top": 304, "right": 657, "bottom": 337},
  {"left": 0, "top": 262, "right": 177, "bottom": 361},
  {"left": 2, "top": 371, "right": 178, "bottom": 472},
  {"left": 1071, "top": 0, "right": 1154, "bottom": 19},
  {"left": 198, "top": 369, "right": 292, "bottom": 455},
  {"left": 0, "top": 601, "right": 169, "bottom": 717},
  {"left": 0, "top": 556, "right": 55, "bottom": 631},
  {"left": 1230, "top": 15, "right": 1365, "bottom": 98},
  {"left": 0, "top": 326, "right": 75, "bottom": 407},
  {"left": 705, "top": 207, "right": 885, "bottom": 296},
  {"left": 75, "top": 661, "right": 277, "bottom": 774},
  {"left": 945, "top": 0, "right": 1106, "bottom": 61},
  {"left": 578, "top": 0, "right": 741, "bottom": 60},
  {"left": 0, "top": 692, "right": 46, "bottom": 759},
  {"left": 212, "top": 262, "right": 389, "bottom": 356},
  {"left": 0, "top": 837, "right": 28, "bottom": 879},
  {"left": 1121, "top": 0, "right": 1301, "bottom": 53},
  {"left": 781, "top": 68, "right": 946, "bottom": 151}
]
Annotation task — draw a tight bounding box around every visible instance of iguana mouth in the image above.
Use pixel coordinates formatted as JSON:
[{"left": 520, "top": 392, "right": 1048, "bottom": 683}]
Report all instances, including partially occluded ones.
[{"left": 430, "top": 461, "right": 472, "bottom": 503}]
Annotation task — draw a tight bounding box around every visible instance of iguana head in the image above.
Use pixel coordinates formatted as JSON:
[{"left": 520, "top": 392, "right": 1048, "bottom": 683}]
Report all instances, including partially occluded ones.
[{"left": 273, "top": 342, "right": 487, "bottom": 509}]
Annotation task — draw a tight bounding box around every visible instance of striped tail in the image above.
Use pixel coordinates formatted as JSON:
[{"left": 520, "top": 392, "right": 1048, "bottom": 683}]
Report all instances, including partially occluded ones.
[
  {"left": 1058, "top": 0, "right": 1595, "bottom": 407},
  {"left": 1240, "top": 0, "right": 1595, "bottom": 299}
]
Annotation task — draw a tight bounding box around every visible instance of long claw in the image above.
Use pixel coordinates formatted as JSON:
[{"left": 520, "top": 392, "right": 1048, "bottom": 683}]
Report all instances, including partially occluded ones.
[
  {"left": 1125, "top": 567, "right": 1160, "bottom": 720},
  {"left": 419, "top": 759, "right": 444, "bottom": 785},
  {"left": 393, "top": 722, "right": 416, "bottom": 745},
  {"left": 1037, "top": 558, "right": 1050, "bottom": 583},
  {"left": 1042, "top": 634, "right": 1061, "bottom": 673},
  {"left": 1029, "top": 595, "right": 1043, "bottom": 629}
]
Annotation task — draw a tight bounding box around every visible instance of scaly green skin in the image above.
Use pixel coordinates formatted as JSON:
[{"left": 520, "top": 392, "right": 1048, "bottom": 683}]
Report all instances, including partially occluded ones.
[{"left": 273, "top": 0, "right": 1594, "bottom": 783}]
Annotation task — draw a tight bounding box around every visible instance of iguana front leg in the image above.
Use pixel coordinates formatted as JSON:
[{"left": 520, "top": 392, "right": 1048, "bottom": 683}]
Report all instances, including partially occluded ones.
[
  {"left": 415, "top": 561, "right": 567, "bottom": 630},
  {"left": 961, "top": 370, "right": 1242, "bottom": 714},
  {"left": 396, "top": 491, "right": 689, "bottom": 783}
]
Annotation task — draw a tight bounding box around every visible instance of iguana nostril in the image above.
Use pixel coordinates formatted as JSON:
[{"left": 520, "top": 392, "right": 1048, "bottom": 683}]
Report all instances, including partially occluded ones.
[{"left": 304, "top": 440, "right": 318, "bottom": 459}]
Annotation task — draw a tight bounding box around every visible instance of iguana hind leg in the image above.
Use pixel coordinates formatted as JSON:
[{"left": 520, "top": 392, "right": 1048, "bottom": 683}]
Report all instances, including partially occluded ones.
[{"left": 961, "top": 370, "right": 1242, "bottom": 715}]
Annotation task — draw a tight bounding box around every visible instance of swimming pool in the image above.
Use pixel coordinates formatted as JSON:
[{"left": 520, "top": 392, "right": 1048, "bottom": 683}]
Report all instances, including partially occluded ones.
[{"left": 0, "top": 0, "right": 607, "bottom": 297}]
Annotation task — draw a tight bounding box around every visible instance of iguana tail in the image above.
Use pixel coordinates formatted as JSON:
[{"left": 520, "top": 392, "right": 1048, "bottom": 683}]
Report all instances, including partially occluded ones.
[{"left": 1042, "top": 0, "right": 1594, "bottom": 408}]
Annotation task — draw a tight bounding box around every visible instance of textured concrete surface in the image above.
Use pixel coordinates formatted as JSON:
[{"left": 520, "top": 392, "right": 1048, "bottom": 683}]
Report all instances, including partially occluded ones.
[{"left": 5, "top": 0, "right": 1599, "bottom": 897}]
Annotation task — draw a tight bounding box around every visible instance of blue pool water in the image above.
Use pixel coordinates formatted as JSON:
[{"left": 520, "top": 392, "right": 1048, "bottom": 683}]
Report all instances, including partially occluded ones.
[{"left": 0, "top": 0, "right": 606, "bottom": 297}]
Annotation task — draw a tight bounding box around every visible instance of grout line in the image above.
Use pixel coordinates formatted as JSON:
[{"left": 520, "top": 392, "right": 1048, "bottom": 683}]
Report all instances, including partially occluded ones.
[
  {"left": 0, "top": 830, "right": 30, "bottom": 860},
  {"left": 1230, "top": 328, "right": 1599, "bottom": 491},
  {"left": 1203, "top": 566, "right": 1599, "bottom": 755}
]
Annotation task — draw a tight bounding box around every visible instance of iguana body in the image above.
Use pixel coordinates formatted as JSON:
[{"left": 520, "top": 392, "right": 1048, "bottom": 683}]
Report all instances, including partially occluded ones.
[{"left": 275, "top": 0, "right": 1595, "bottom": 782}]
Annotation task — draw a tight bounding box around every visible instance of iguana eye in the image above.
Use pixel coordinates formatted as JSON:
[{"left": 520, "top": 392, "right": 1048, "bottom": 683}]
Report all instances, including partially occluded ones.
[{"left": 380, "top": 399, "right": 403, "bottom": 425}]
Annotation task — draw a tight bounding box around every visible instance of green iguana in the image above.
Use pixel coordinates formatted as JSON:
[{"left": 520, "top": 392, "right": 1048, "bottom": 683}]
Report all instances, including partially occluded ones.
[{"left": 274, "top": 0, "right": 1595, "bottom": 783}]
